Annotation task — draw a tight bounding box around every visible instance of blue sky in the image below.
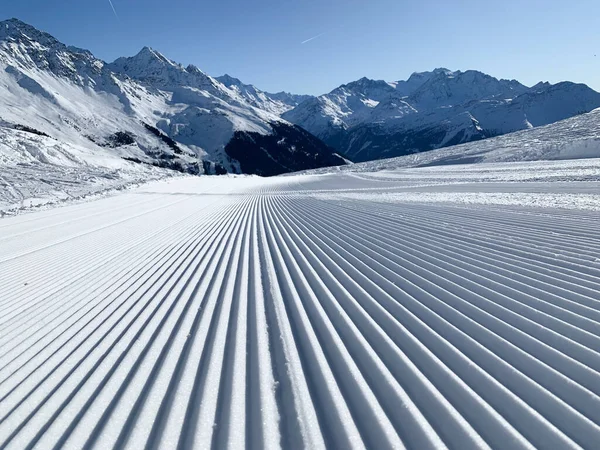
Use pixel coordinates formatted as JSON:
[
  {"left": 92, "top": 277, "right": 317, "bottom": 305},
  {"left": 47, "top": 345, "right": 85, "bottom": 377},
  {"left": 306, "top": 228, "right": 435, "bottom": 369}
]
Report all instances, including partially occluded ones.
[{"left": 2, "top": 0, "right": 599, "bottom": 95}]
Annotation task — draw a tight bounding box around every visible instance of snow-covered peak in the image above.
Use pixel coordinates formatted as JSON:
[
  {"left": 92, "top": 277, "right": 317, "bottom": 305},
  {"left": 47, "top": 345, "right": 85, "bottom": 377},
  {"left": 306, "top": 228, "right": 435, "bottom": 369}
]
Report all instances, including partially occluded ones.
[
  {"left": 216, "top": 73, "right": 312, "bottom": 107},
  {"left": 268, "top": 91, "right": 312, "bottom": 106},
  {"left": 530, "top": 81, "right": 552, "bottom": 92},
  {"left": 108, "top": 47, "right": 214, "bottom": 89},
  {"left": 0, "top": 18, "right": 104, "bottom": 84},
  {"left": 0, "top": 18, "right": 61, "bottom": 47},
  {"left": 330, "top": 77, "right": 404, "bottom": 116},
  {"left": 407, "top": 69, "right": 529, "bottom": 108},
  {"left": 109, "top": 47, "right": 186, "bottom": 81},
  {"left": 408, "top": 68, "right": 456, "bottom": 81},
  {"left": 283, "top": 76, "right": 412, "bottom": 137},
  {"left": 185, "top": 64, "right": 203, "bottom": 74},
  {"left": 392, "top": 68, "right": 455, "bottom": 96},
  {"left": 393, "top": 68, "right": 528, "bottom": 103},
  {"left": 337, "top": 77, "right": 396, "bottom": 97},
  {"left": 133, "top": 46, "right": 178, "bottom": 67},
  {"left": 217, "top": 73, "right": 244, "bottom": 87},
  {"left": 506, "top": 81, "right": 600, "bottom": 128},
  {"left": 0, "top": 18, "right": 96, "bottom": 64},
  {"left": 215, "top": 74, "right": 312, "bottom": 115}
]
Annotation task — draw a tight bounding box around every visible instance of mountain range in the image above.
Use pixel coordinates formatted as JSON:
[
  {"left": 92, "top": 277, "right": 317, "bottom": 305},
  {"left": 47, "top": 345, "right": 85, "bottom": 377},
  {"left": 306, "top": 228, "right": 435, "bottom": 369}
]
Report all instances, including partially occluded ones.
[
  {"left": 283, "top": 69, "right": 600, "bottom": 162},
  {"left": 1, "top": 18, "right": 599, "bottom": 177},
  {"left": 0, "top": 18, "right": 344, "bottom": 177}
]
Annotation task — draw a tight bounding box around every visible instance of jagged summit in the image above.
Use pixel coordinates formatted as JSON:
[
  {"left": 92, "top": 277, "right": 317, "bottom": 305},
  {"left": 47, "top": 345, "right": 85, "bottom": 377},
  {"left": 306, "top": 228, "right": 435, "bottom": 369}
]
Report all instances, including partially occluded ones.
[
  {"left": 410, "top": 67, "right": 454, "bottom": 78},
  {"left": 391, "top": 68, "right": 456, "bottom": 96},
  {"left": 345, "top": 78, "right": 402, "bottom": 102},
  {"left": 218, "top": 73, "right": 244, "bottom": 86},
  {"left": 216, "top": 74, "right": 313, "bottom": 114},
  {"left": 0, "top": 18, "right": 93, "bottom": 57},
  {"left": 0, "top": 18, "right": 52, "bottom": 37},
  {"left": 408, "top": 69, "right": 530, "bottom": 108},
  {"left": 0, "top": 18, "right": 103, "bottom": 83},
  {"left": 110, "top": 46, "right": 182, "bottom": 75},
  {"left": 108, "top": 46, "right": 219, "bottom": 92},
  {"left": 341, "top": 77, "right": 394, "bottom": 92},
  {"left": 185, "top": 63, "right": 203, "bottom": 74},
  {"left": 0, "top": 17, "right": 33, "bottom": 31},
  {"left": 126, "top": 46, "right": 177, "bottom": 66},
  {"left": 0, "top": 17, "right": 63, "bottom": 51},
  {"left": 531, "top": 81, "right": 552, "bottom": 91}
]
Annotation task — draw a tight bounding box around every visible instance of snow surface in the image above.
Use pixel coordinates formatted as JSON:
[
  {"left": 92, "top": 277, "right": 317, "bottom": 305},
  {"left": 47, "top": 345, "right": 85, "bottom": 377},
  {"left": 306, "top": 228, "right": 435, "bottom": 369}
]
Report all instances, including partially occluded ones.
[
  {"left": 0, "top": 126, "right": 176, "bottom": 215},
  {"left": 1, "top": 157, "right": 600, "bottom": 448},
  {"left": 2, "top": 18, "right": 600, "bottom": 450}
]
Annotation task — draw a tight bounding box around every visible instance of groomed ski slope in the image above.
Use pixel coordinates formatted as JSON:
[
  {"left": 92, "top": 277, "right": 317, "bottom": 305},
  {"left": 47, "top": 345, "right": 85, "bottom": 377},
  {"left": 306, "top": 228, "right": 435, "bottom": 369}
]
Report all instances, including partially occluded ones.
[{"left": 1, "top": 160, "right": 600, "bottom": 449}]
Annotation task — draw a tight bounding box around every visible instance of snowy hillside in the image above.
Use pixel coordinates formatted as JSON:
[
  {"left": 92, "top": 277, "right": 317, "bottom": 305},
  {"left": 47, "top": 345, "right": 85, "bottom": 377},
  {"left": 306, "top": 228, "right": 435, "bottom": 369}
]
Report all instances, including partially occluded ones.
[
  {"left": 299, "top": 106, "right": 600, "bottom": 175},
  {"left": 0, "top": 20, "right": 205, "bottom": 172},
  {"left": 283, "top": 68, "right": 600, "bottom": 162},
  {"left": 0, "top": 125, "right": 176, "bottom": 215},
  {"left": 216, "top": 74, "right": 312, "bottom": 115},
  {"left": 0, "top": 19, "right": 345, "bottom": 178}
]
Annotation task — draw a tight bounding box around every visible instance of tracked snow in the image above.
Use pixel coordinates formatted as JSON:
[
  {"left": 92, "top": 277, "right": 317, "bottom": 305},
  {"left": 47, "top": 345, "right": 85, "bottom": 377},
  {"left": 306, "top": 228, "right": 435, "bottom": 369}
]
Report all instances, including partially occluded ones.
[{"left": 1, "top": 157, "right": 600, "bottom": 449}]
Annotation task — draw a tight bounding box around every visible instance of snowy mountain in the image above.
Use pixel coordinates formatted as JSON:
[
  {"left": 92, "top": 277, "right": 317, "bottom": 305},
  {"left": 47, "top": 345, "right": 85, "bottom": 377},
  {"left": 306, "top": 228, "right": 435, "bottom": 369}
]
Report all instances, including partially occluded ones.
[
  {"left": 283, "top": 68, "right": 600, "bottom": 162},
  {"left": 299, "top": 106, "right": 600, "bottom": 175},
  {"left": 216, "top": 74, "right": 312, "bottom": 115},
  {"left": 407, "top": 69, "right": 530, "bottom": 108},
  {"left": 0, "top": 19, "right": 345, "bottom": 178},
  {"left": 2, "top": 18, "right": 598, "bottom": 182}
]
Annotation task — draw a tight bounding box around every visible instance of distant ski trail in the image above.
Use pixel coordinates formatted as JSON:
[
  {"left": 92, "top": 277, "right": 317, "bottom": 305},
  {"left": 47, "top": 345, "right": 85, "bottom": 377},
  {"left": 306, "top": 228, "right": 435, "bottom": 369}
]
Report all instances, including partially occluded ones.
[{"left": 1, "top": 173, "right": 600, "bottom": 449}]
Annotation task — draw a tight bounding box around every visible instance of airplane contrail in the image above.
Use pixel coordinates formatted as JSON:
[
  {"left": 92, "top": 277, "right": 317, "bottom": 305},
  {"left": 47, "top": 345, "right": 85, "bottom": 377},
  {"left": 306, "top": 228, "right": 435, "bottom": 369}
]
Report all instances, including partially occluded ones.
[
  {"left": 301, "top": 32, "right": 326, "bottom": 45},
  {"left": 107, "top": 0, "right": 119, "bottom": 20}
]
